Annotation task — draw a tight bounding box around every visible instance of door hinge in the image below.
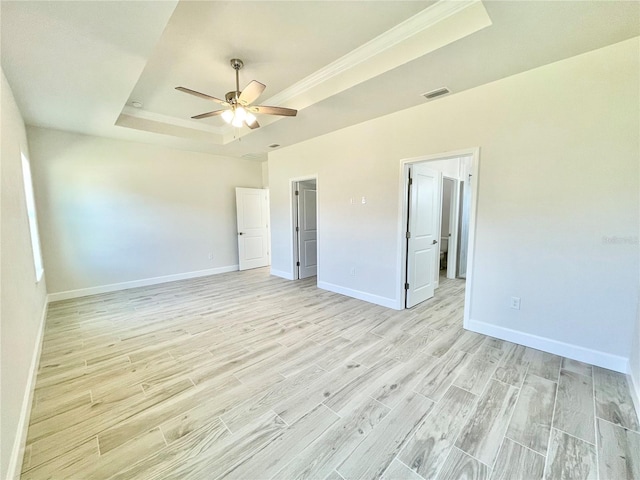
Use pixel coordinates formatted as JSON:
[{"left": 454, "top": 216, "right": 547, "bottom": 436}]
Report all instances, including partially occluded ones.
[
  {"left": 295, "top": 190, "right": 299, "bottom": 196},
  {"left": 404, "top": 282, "right": 410, "bottom": 290},
  {"left": 408, "top": 177, "right": 413, "bottom": 186},
  {"left": 406, "top": 231, "right": 411, "bottom": 239},
  {"left": 296, "top": 261, "right": 301, "bottom": 267},
  {"left": 295, "top": 226, "right": 299, "bottom": 232}
]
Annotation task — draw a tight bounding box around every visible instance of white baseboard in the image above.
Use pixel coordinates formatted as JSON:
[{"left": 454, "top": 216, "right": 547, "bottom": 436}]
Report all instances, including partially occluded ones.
[
  {"left": 270, "top": 268, "right": 294, "bottom": 280},
  {"left": 7, "top": 300, "right": 48, "bottom": 480},
  {"left": 466, "top": 318, "right": 629, "bottom": 373},
  {"left": 47, "top": 265, "right": 239, "bottom": 302},
  {"left": 317, "top": 281, "right": 399, "bottom": 310}
]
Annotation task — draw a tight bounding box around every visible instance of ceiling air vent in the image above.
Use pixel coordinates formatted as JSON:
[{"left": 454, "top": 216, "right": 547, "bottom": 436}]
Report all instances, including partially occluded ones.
[{"left": 422, "top": 87, "right": 450, "bottom": 100}]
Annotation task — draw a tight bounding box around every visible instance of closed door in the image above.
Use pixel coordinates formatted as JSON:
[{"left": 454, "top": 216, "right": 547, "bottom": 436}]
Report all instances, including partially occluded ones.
[
  {"left": 296, "top": 180, "right": 317, "bottom": 278},
  {"left": 235, "top": 187, "right": 270, "bottom": 271},
  {"left": 406, "top": 164, "right": 442, "bottom": 308}
]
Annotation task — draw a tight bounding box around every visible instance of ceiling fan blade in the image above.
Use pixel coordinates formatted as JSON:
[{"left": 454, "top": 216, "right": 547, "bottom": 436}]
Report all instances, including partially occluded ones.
[
  {"left": 238, "top": 80, "right": 266, "bottom": 106},
  {"left": 176, "top": 86, "right": 229, "bottom": 106},
  {"left": 191, "top": 110, "right": 225, "bottom": 120},
  {"left": 246, "top": 118, "right": 260, "bottom": 130},
  {"left": 253, "top": 105, "right": 297, "bottom": 117}
]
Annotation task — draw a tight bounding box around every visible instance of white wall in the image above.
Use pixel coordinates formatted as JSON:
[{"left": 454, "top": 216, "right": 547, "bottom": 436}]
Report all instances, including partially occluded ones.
[
  {"left": 1, "top": 70, "right": 48, "bottom": 480},
  {"left": 261, "top": 161, "right": 269, "bottom": 188},
  {"left": 269, "top": 38, "right": 640, "bottom": 372},
  {"left": 27, "top": 127, "right": 263, "bottom": 296},
  {"left": 631, "top": 160, "right": 640, "bottom": 409},
  {"left": 631, "top": 294, "right": 640, "bottom": 414}
]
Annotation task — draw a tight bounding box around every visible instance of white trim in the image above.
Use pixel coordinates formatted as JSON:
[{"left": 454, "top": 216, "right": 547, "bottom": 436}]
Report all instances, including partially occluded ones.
[
  {"left": 7, "top": 301, "right": 48, "bottom": 480},
  {"left": 264, "top": 0, "right": 483, "bottom": 107},
  {"left": 270, "top": 268, "right": 294, "bottom": 280},
  {"left": 47, "top": 265, "right": 238, "bottom": 302},
  {"left": 442, "top": 175, "right": 459, "bottom": 280},
  {"left": 462, "top": 150, "right": 480, "bottom": 327},
  {"left": 317, "top": 281, "right": 398, "bottom": 310},
  {"left": 467, "top": 318, "right": 630, "bottom": 374},
  {"left": 434, "top": 169, "right": 443, "bottom": 291},
  {"left": 292, "top": 180, "right": 300, "bottom": 280}
]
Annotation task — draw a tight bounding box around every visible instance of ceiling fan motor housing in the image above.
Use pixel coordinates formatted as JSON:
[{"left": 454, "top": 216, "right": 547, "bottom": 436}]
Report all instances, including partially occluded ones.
[
  {"left": 230, "top": 58, "right": 244, "bottom": 70},
  {"left": 225, "top": 91, "right": 239, "bottom": 105}
]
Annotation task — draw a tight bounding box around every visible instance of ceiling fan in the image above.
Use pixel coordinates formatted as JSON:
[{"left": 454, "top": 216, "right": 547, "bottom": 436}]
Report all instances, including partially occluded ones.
[{"left": 176, "top": 58, "right": 297, "bottom": 130}]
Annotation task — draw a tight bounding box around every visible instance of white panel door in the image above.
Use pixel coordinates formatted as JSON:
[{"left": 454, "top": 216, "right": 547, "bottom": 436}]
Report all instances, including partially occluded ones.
[
  {"left": 297, "top": 181, "right": 317, "bottom": 278},
  {"left": 235, "top": 187, "right": 270, "bottom": 271},
  {"left": 406, "top": 165, "right": 442, "bottom": 308}
]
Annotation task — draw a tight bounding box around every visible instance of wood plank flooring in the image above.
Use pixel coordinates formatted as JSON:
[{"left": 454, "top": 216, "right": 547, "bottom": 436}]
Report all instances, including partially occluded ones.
[{"left": 22, "top": 268, "right": 639, "bottom": 479}]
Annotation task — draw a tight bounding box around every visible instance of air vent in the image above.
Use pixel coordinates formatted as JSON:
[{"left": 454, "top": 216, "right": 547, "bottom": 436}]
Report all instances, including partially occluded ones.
[
  {"left": 268, "top": 144, "right": 281, "bottom": 148},
  {"left": 422, "top": 87, "right": 450, "bottom": 100}
]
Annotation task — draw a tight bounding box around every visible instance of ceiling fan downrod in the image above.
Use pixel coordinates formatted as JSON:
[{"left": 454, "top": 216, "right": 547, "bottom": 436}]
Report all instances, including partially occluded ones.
[{"left": 227, "top": 58, "right": 244, "bottom": 105}]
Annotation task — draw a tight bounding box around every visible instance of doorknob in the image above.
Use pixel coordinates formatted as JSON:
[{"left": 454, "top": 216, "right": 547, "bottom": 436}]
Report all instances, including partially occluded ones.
[
  {"left": 239, "top": 232, "right": 243, "bottom": 235},
  {"left": 432, "top": 240, "right": 438, "bottom": 245}
]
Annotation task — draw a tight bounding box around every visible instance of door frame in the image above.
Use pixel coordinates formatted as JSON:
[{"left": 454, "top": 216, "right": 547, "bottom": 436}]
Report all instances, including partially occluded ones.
[
  {"left": 442, "top": 175, "right": 460, "bottom": 280},
  {"left": 290, "top": 175, "right": 319, "bottom": 280},
  {"left": 396, "top": 148, "right": 480, "bottom": 327}
]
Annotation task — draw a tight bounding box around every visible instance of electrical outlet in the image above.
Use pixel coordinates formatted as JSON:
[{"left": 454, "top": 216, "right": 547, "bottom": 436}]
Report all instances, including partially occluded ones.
[
  {"left": 361, "top": 196, "right": 366, "bottom": 204},
  {"left": 208, "top": 253, "right": 214, "bottom": 260},
  {"left": 510, "top": 296, "right": 521, "bottom": 310},
  {"left": 350, "top": 267, "right": 356, "bottom": 276}
]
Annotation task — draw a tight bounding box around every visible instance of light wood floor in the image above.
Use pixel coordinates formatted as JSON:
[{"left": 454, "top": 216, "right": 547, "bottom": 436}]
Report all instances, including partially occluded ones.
[{"left": 22, "top": 268, "right": 639, "bottom": 480}]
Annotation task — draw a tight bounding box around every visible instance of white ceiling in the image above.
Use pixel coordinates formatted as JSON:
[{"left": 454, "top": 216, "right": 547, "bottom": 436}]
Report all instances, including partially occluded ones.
[{"left": 2, "top": 1, "right": 639, "bottom": 161}]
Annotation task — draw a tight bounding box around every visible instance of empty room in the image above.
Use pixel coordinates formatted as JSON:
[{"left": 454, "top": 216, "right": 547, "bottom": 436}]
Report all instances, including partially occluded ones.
[{"left": 1, "top": 1, "right": 639, "bottom": 479}]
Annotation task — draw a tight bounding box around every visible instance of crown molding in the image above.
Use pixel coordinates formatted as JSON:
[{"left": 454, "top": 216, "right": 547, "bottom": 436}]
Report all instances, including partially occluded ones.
[{"left": 265, "top": 0, "right": 486, "bottom": 107}]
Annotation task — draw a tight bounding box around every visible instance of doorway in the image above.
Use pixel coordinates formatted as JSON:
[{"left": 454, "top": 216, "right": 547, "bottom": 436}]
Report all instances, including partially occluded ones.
[
  {"left": 292, "top": 178, "right": 317, "bottom": 279},
  {"left": 400, "top": 150, "right": 478, "bottom": 313},
  {"left": 441, "top": 176, "right": 459, "bottom": 280}
]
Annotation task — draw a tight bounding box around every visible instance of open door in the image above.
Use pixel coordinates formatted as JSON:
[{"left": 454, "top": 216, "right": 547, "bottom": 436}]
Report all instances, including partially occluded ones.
[
  {"left": 295, "top": 180, "right": 317, "bottom": 278},
  {"left": 235, "top": 187, "right": 270, "bottom": 270},
  {"left": 406, "top": 164, "right": 442, "bottom": 308}
]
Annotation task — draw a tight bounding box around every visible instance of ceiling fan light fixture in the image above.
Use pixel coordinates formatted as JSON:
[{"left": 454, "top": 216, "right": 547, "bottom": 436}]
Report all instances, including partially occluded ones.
[
  {"left": 235, "top": 106, "right": 247, "bottom": 122},
  {"left": 245, "top": 112, "right": 257, "bottom": 126},
  {"left": 221, "top": 110, "right": 234, "bottom": 123}
]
